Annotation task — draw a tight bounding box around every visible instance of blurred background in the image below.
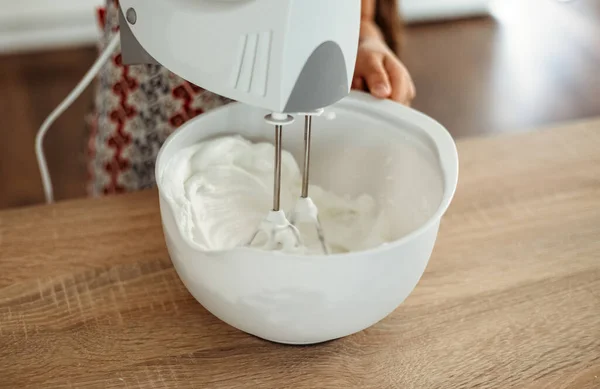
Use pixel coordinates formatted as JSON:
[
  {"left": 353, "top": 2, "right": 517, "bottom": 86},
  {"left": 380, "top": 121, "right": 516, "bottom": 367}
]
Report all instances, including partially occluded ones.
[{"left": 0, "top": 0, "right": 598, "bottom": 210}]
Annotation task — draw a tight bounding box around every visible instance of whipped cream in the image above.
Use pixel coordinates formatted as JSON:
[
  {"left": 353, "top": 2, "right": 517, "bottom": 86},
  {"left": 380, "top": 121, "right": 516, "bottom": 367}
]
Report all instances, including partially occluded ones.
[{"left": 160, "top": 136, "right": 393, "bottom": 255}]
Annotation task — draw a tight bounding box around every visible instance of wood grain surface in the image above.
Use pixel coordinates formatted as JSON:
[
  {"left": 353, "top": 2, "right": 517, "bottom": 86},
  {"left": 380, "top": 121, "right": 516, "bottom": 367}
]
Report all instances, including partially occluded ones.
[{"left": 1, "top": 119, "right": 600, "bottom": 388}]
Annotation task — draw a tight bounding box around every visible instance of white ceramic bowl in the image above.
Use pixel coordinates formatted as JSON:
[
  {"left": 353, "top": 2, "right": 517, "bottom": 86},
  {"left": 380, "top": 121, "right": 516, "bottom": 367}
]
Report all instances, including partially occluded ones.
[{"left": 156, "top": 91, "right": 458, "bottom": 345}]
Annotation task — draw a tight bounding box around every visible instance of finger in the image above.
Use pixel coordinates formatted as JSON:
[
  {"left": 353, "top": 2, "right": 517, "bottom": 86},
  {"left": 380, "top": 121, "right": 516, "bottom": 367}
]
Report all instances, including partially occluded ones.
[
  {"left": 407, "top": 79, "right": 416, "bottom": 105},
  {"left": 352, "top": 76, "right": 365, "bottom": 91},
  {"left": 402, "top": 78, "right": 416, "bottom": 107},
  {"left": 363, "top": 55, "right": 391, "bottom": 98},
  {"left": 384, "top": 56, "right": 414, "bottom": 105},
  {"left": 383, "top": 57, "right": 404, "bottom": 103},
  {"left": 405, "top": 70, "right": 417, "bottom": 102}
]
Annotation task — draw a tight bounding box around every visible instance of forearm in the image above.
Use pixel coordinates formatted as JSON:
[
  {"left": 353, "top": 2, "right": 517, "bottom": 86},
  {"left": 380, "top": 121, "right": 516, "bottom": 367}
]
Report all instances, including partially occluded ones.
[{"left": 360, "top": 0, "right": 384, "bottom": 42}]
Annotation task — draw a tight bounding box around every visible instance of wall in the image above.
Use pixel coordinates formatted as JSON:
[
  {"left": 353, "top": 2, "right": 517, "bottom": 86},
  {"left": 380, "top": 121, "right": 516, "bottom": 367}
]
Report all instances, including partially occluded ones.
[
  {"left": 400, "top": 0, "right": 491, "bottom": 23},
  {"left": 0, "top": 0, "right": 103, "bottom": 54}
]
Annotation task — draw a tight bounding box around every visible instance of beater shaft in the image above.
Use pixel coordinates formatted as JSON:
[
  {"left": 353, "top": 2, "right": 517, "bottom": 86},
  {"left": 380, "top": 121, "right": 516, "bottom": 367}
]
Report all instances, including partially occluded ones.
[
  {"left": 301, "top": 116, "right": 312, "bottom": 199},
  {"left": 273, "top": 124, "right": 283, "bottom": 211}
]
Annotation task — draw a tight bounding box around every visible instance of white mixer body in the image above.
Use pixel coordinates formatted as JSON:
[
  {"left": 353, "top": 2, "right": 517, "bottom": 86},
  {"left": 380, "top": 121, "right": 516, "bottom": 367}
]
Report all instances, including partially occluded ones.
[{"left": 118, "top": 0, "right": 361, "bottom": 113}]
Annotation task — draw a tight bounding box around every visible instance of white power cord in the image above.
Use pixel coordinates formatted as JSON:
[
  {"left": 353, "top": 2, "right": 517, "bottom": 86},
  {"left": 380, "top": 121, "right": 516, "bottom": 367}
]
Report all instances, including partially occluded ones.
[{"left": 36, "top": 35, "right": 121, "bottom": 204}]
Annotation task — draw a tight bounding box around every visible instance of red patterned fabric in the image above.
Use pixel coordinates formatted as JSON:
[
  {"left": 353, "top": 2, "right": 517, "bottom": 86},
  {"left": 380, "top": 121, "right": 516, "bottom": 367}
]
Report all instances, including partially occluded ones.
[{"left": 86, "top": 1, "right": 231, "bottom": 196}]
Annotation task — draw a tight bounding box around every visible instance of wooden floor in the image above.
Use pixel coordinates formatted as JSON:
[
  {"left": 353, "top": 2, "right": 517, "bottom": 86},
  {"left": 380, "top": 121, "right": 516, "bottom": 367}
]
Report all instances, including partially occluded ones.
[
  {"left": 1, "top": 0, "right": 599, "bottom": 210},
  {"left": 402, "top": 0, "right": 600, "bottom": 137}
]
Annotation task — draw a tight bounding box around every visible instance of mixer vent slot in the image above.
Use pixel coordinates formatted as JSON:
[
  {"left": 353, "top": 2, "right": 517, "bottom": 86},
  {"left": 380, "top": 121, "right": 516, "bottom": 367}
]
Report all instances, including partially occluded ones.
[{"left": 232, "top": 31, "right": 272, "bottom": 97}]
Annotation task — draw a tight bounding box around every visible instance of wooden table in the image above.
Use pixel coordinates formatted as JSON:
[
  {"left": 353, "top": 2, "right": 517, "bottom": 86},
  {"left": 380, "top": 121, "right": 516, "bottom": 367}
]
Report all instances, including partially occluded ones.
[{"left": 1, "top": 119, "right": 599, "bottom": 389}]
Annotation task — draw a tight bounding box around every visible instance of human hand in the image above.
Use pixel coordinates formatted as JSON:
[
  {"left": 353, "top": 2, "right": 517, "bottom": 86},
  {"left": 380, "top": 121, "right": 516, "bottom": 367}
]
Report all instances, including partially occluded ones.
[{"left": 352, "top": 37, "right": 416, "bottom": 106}]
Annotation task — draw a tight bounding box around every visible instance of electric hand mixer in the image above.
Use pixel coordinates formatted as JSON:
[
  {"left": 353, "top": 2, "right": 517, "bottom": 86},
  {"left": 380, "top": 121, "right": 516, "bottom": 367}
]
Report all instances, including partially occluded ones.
[{"left": 36, "top": 0, "right": 361, "bottom": 253}]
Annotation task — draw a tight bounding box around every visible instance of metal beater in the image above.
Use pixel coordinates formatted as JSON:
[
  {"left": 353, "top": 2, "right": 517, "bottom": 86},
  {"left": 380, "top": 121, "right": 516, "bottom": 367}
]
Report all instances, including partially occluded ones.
[
  {"left": 288, "top": 112, "right": 330, "bottom": 254},
  {"left": 248, "top": 112, "right": 330, "bottom": 254},
  {"left": 248, "top": 114, "right": 303, "bottom": 252}
]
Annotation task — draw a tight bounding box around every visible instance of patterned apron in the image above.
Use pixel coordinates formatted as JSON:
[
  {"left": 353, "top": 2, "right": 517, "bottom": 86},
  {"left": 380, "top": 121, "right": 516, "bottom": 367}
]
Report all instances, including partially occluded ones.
[{"left": 86, "top": 0, "right": 231, "bottom": 196}]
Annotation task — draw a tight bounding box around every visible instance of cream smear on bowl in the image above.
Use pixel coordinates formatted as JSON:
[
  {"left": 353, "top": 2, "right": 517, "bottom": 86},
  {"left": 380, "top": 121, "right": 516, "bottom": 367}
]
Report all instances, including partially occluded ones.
[{"left": 160, "top": 135, "right": 443, "bottom": 255}]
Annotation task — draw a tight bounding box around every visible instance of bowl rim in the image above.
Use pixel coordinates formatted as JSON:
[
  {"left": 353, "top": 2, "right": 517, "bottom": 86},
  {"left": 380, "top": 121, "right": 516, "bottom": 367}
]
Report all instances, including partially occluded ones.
[{"left": 155, "top": 90, "right": 459, "bottom": 259}]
